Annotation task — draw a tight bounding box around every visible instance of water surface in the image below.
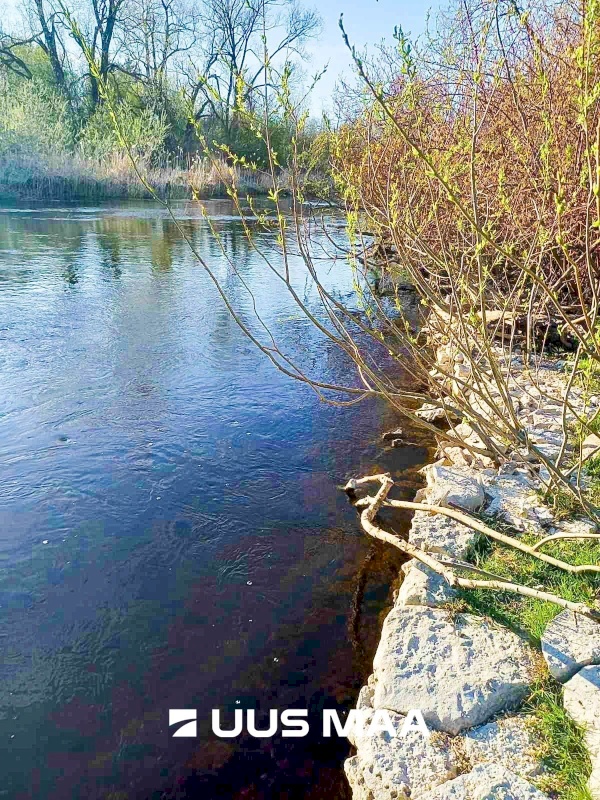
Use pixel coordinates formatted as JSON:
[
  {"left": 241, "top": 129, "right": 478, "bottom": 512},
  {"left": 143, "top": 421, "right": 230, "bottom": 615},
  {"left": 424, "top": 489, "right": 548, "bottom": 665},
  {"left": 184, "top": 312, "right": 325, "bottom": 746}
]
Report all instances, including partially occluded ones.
[{"left": 0, "top": 200, "right": 429, "bottom": 800}]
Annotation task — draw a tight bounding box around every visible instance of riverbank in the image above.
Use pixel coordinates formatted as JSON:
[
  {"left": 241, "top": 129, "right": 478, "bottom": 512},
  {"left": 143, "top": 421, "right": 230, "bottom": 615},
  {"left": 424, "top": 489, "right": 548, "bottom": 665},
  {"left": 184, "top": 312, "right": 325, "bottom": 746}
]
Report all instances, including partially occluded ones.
[
  {"left": 0, "top": 154, "right": 334, "bottom": 203},
  {"left": 344, "top": 345, "right": 600, "bottom": 799},
  {"left": 0, "top": 153, "right": 273, "bottom": 202}
]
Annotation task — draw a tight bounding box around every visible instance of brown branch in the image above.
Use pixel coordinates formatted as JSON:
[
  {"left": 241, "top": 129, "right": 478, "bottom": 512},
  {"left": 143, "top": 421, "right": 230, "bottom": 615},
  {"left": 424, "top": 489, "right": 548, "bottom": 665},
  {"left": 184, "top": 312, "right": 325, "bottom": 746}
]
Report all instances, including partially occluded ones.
[
  {"left": 531, "top": 532, "right": 600, "bottom": 551},
  {"left": 345, "top": 473, "right": 600, "bottom": 622}
]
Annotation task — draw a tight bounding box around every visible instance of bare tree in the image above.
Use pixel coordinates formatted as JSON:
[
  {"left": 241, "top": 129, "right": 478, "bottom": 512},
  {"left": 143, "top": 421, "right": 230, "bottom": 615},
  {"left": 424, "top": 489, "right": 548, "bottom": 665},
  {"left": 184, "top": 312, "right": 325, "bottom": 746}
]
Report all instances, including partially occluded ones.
[
  {"left": 0, "top": 30, "right": 34, "bottom": 79},
  {"left": 23, "top": 0, "right": 125, "bottom": 108},
  {"left": 185, "top": 0, "right": 320, "bottom": 140},
  {"left": 116, "top": 0, "right": 198, "bottom": 109},
  {"left": 83, "top": 0, "right": 127, "bottom": 105},
  {"left": 23, "top": 0, "right": 74, "bottom": 105}
]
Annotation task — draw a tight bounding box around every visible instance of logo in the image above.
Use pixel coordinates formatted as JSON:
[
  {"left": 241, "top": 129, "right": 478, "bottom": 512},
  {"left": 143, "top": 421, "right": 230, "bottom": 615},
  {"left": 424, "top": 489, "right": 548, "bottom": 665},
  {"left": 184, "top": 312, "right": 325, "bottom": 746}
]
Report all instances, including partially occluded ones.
[
  {"left": 169, "top": 709, "right": 197, "bottom": 737},
  {"left": 169, "top": 708, "right": 429, "bottom": 739}
]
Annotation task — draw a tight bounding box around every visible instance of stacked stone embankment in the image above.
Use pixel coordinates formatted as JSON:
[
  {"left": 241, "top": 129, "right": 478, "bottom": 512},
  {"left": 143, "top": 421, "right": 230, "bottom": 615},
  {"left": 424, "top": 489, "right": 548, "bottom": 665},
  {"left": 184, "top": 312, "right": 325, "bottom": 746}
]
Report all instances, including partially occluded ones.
[{"left": 345, "top": 353, "right": 600, "bottom": 800}]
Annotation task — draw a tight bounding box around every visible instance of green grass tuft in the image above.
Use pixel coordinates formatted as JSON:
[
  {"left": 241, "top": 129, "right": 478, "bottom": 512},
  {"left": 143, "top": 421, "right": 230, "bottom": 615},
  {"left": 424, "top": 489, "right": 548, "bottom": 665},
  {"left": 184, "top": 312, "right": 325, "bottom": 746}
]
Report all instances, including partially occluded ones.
[
  {"left": 460, "top": 524, "right": 600, "bottom": 645},
  {"left": 458, "top": 517, "right": 600, "bottom": 797},
  {"left": 525, "top": 675, "right": 592, "bottom": 800}
]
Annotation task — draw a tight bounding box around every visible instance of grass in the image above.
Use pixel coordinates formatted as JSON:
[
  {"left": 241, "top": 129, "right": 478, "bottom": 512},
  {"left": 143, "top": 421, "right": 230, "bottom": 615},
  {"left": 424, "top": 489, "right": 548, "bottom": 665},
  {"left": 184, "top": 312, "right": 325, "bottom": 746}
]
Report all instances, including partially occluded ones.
[
  {"left": 0, "top": 152, "right": 274, "bottom": 202},
  {"left": 525, "top": 673, "right": 592, "bottom": 800},
  {"left": 539, "top": 487, "right": 583, "bottom": 522},
  {"left": 455, "top": 515, "right": 600, "bottom": 798},
  {"left": 573, "top": 354, "right": 600, "bottom": 399},
  {"left": 459, "top": 516, "right": 600, "bottom": 645},
  {"left": 538, "top": 457, "right": 600, "bottom": 520}
]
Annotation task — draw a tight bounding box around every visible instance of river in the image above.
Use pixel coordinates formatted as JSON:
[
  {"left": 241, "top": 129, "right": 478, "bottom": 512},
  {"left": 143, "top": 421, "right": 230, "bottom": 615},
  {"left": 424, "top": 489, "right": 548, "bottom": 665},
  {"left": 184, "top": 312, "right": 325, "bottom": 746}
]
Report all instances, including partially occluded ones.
[{"left": 0, "top": 200, "right": 429, "bottom": 800}]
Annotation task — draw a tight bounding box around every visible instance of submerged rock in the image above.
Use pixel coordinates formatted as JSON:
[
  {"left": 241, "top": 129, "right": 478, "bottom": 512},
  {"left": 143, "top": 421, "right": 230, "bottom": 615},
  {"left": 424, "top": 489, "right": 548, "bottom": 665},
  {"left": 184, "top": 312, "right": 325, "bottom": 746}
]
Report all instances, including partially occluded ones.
[
  {"left": 541, "top": 610, "right": 600, "bottom": 682},
  {"left": 371, "top": 607, "right": 535, "bottom": 735}
]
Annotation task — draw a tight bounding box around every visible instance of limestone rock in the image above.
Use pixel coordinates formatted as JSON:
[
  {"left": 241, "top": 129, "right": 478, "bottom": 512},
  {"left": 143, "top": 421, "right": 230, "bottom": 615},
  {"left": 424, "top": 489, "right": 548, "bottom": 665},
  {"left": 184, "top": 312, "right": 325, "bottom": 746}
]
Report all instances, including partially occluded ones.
[
  {"left": 416, "top": 403, "right": 457, "bottom": 424},
  {"left": 439, "top": 445, "right": 474, "bottom": 468},
  {"left": 372, "top": 607, "right": 535, "bottom": 735},
  {"left": 562, "top": 666, "right": 600, "bottom": 800},
  {"left": 498, "top": 461, "right": 520, "bottom": 475},
  {"left": 422, "top": 464, "right": 486, "bottom": 512},
  {"left": 441, "top": 423, "right": 495, "bottom": 469},
  {"left": 485, "top": 472, "right": 541, "bottom": 533},
  {"left": 453, "top": 422, "right": 477, "bottom": 441},
  {"left": 417, "top": 763, "right": 551, "bottom": 800},
  {"left": 409, "top": 511, "right": 479, "bottom": 559},
  {"left": 548, "top": 517, "right": 597, "bottom": 540},
  {"left": 528, "top": 428, "right": 564, "bottom": 461},
  {"left": 583, "top": 434, "right": 600, "bottom": 462},
  {"left": 541, "top": 610, "right": 600, "bottom": 682},
  {"left": 344, "top": 710, "right": 459, "bottom": 800},
  {"left": 344, "top": 756, "right": 370, "bottom": 800},
  {"left": 437, "top": 343, "right": 457, "bottom": 368},
  {"left": 531, "top": 407, "right": 564, "bottom": 428},
  {"left": 396, "top": 560, "right": 457, "bottom": 608},
  {"left": 356, "top": 682, "right": 375, "bottom": 711},
  {"left": 563, "top": 665, "right": 600, "bottom": 735},
  {"left": 529, "top": 505, "right": 555, "bottom": 527},
  {"left": 462, "top": 715, "right": 544, "bottom": 779}
]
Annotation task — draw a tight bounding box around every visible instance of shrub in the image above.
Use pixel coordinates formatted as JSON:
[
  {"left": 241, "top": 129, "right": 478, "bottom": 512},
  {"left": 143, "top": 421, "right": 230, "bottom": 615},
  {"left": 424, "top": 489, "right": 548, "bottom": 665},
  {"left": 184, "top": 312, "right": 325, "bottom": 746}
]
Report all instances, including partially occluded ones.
[
  {"left": 0, "top": 74, "right": 74, "bottom": 158},
  {"left": 333, "top": 0, "right": 600, "bottom": 309},
  {"left": 78, "top": 103, "right": 168, "bottom": 161}
]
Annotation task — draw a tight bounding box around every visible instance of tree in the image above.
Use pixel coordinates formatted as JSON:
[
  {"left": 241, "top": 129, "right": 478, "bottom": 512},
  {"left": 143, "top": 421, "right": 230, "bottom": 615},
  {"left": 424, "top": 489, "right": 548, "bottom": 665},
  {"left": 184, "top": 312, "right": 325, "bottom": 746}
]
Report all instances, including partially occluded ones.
[
  {"left": 24, "top": 0, "right": 74, "bottom": 106},
  {"left": 185, "top": 0, "right": 320, "bottom": 143},
  {"left": 81, "top": 0, "right": 127, "bottom": 105},
  {"left": 26, "top": 0, "right": 126, "bottom": 108},
  {"left": 117, "top": 0, "right": 197, "bottom": 108},
  {"left": 0, "top": 31, "right": 33, "bottom": 79}
]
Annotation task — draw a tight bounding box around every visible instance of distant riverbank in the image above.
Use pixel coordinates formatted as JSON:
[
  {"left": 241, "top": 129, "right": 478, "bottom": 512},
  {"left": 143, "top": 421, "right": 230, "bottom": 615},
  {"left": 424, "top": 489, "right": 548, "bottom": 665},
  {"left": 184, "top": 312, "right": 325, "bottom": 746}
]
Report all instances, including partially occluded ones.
[{"left": 0, "top": 153, "right": 276, "bottom": 202}]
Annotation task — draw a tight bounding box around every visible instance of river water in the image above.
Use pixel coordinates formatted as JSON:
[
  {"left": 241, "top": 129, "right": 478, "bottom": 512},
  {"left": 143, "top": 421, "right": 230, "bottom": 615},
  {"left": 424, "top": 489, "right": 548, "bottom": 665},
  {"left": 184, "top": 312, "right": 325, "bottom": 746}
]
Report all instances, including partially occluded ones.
[{"left": 0, "top": 200, "right": 429, "bottom": 800}]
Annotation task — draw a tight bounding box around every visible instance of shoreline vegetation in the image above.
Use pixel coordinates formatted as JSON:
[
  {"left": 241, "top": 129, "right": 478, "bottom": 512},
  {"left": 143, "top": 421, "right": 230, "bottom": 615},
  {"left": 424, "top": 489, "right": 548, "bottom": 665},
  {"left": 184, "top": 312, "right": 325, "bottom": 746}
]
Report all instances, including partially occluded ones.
[
  {"left": 0, "top": 0, "right": 329, "bottom": 204},
  {"left": 0, "top": 154, "right": 276, "bottom": 202},
  {"left": 0, "top": 154, "right": 335, "bottom": 203},
  {"left": 0, "top": 152, "right": 334, "bottom": 203}
]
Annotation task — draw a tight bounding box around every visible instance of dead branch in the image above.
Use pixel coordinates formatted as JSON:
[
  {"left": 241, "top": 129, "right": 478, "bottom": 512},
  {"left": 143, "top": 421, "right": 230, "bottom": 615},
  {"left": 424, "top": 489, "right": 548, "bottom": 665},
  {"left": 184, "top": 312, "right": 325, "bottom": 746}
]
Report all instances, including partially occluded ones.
[
  {"left": 344, "top": 473, "right": 600, "bottom": 622},
  {"left": 347, "top": 476, "right": 600, "bottom": 575},
  {"left": 531, "top": 532, "right": 600, "bottom": 551}
]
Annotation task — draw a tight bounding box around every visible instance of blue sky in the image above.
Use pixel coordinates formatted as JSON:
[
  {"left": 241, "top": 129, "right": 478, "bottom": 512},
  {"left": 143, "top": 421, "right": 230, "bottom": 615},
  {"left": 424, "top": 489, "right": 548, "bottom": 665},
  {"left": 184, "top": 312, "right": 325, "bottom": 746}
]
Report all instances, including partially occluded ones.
[{"left": 306, "top": 0, "right": 441, "bottom": 114}]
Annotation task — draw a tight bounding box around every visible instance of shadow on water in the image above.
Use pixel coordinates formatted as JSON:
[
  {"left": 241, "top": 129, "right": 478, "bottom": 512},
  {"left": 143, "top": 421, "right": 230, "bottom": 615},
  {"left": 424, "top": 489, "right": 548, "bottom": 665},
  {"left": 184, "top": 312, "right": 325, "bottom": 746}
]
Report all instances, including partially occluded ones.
[{"left": 0, "top": 200, "right": 432, "bottom": 800}]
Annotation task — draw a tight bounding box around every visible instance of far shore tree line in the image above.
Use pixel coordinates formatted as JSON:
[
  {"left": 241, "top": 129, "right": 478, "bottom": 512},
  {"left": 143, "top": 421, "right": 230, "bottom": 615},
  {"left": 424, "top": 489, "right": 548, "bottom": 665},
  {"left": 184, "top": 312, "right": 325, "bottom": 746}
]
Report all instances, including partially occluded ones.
[{"left": 0, "top": 0, "right": 329, "bottom": 198}]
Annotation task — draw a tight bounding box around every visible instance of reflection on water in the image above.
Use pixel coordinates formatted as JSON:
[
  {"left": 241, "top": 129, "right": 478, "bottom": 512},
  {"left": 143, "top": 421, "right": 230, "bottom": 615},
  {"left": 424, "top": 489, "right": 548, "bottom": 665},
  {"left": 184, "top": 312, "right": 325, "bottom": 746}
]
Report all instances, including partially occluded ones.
[{"left": 0, "top": 200, "right": 430, "bottom": 800}]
